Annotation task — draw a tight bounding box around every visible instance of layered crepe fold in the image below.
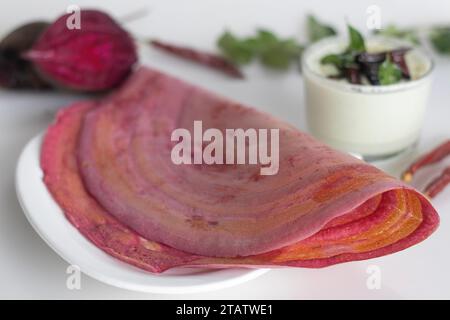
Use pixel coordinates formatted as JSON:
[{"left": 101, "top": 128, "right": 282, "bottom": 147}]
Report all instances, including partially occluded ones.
[{"left": 41, "top": 67, "right": 439, "bottom": 273}]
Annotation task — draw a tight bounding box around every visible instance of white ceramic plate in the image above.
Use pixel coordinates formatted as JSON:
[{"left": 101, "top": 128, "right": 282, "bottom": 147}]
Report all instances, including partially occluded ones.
[{"left": 15, "top": 134, "right": 269, "bottom": 294}]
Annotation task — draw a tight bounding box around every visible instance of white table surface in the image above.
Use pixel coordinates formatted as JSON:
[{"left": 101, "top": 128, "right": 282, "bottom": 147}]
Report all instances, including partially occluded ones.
[{"left": 0, "top": 0, "right": 449, "bottom": 299}]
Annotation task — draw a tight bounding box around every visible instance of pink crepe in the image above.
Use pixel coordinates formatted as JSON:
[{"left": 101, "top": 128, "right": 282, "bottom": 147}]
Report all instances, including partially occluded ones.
[{"left": 41, "top": 67, "right": 439, "bottom": 273}]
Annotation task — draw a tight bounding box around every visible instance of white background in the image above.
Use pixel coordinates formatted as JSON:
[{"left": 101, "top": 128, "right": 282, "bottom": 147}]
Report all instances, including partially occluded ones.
[{"left": 0, "top": 0, "right": 449, "bottom": 299}]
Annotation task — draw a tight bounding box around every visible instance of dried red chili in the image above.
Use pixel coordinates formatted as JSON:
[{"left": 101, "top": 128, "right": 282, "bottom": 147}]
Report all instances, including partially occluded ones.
[
  {"left": 388, "top": 48, "right": 411, "bottom": 79},
  {"left": 344, "top": 66, "right": 362, "bottom": 84},
  {"left": 402, "top": 140, "right": 450, "bottom": 182},
  {"left": 424, "top": 167, "right": 450, "bottom": 198},
  {"left": 356, "top": 52, "right": 385, "bottom": 85},
  {"left": 150, "top": 40, "right": 244, "bottom": 79}
]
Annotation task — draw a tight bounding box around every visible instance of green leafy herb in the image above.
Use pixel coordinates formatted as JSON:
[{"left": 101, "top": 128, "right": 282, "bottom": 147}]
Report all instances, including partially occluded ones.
[
  {"left": 260, "top": 38, "right": 303, "bottom": 69},
  {"left": 430, "top": 27, "right": 450, "bottom": 55},
  {"left": 320, "top": 23, "right": 409, "bottom": 86},
  {"left": 320, "top": 25, "right": 364, "bottom": 70},
  {"left": 307, "top": 15, "right": 337, "bottom": 43},
  {"left": 253, "top": 30, "right": 278, "bottom": 47},
  {"left": 378, "top": 58, "right": 402, "bottom": 85},
  {"left": 347, "top": 24, "right": 366, "bottom": 52},
  {"left": 217, "top": 29, "right": 303, "bottom": 70},
  {"left": 217, "top": 31, "right": 255, "bottom": 64},
  {"left": 375, "top": 25, "right": 420, "bottom": 45},
  {"left": 320, "top": 52, "right": 354, "bottom": 68}
]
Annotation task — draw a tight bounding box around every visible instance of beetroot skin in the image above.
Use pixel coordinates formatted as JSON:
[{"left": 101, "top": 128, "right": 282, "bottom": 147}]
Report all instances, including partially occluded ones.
[{"left": 25, "top": 10, "right": 137, "bottom": 91}]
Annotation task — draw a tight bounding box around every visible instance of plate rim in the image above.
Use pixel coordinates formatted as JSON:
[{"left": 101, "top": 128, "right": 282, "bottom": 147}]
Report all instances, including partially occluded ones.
[{"left": 15, "top": 133, "right": 269, "bottom": 294}]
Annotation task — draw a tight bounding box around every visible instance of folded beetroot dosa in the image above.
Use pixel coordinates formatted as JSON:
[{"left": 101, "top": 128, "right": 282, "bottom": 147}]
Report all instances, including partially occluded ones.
[{"left": 41, "top": 67, "right": 439, "bottom": 273}]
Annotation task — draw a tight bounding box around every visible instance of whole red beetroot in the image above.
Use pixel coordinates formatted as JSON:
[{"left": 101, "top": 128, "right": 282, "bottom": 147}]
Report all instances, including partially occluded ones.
[
  {"left": 0, "top": 21, "right": 51, "bottom": 89},
  {"left": 24, "top": 10, "right": 137, "bottom": 91}
]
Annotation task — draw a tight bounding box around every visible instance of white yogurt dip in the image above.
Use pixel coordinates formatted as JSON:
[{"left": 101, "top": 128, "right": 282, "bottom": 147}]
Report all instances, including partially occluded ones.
[{"left": 302, "top": 36, "right": 434, "bottom": 159}]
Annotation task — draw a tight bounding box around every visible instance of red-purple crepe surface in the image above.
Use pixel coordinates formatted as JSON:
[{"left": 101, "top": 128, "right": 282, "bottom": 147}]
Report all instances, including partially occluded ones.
[{"left": 41, "top": 67, "right": 439, "bottom": 273}]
